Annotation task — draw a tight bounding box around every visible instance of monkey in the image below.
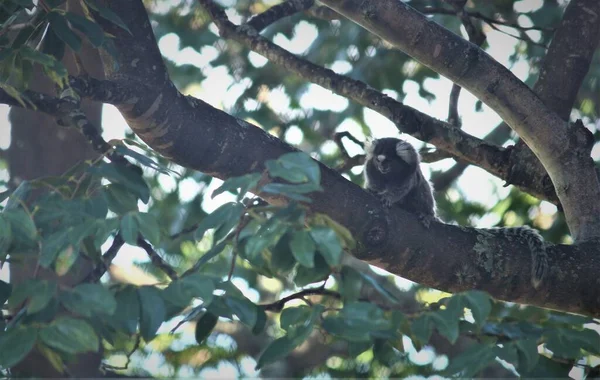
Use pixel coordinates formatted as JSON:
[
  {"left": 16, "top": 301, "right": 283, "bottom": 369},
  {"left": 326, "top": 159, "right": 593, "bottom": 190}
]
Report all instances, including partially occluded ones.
[
  {"left": 364, "top": 137, "right": 438, "bottom": 228},
  {"left": 363, "top": 137, "right": 547, "bottom": 289}
]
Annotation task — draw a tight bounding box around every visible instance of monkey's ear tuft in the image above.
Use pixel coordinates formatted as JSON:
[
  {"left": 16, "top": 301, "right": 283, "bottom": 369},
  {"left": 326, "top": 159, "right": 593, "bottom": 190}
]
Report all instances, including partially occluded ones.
[
  {"left": 395, "top": 140, "right": 417, "bottom": 163},
  {"left": 364, "top": 137, "right": 377, "bottom": 155}
]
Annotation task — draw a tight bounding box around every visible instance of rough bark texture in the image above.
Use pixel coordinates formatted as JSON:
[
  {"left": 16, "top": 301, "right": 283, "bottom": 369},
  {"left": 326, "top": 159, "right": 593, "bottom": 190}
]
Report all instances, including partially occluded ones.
[{"left": 508, "top": 0, "right": 600, "bottom": 206}]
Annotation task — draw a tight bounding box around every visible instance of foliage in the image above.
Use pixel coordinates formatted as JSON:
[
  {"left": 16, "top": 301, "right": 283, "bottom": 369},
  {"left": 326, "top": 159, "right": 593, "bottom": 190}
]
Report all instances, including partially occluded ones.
[{"left": 0, "top": 0, "right": 599, "bottom": 378}]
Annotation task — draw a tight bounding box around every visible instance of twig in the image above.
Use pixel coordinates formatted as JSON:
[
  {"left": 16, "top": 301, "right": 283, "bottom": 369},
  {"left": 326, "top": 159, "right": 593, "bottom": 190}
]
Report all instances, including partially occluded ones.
[
  {"left": 444, "top": 0, "right": 486, "bottom": 128},
  {"left": 227, "top": 213, "right": 251, "bottom": 281},
  {"left": 333, "top": 132, "right": 366, "bottom": 172},
  {"left": 246, "top": 0, "right": 314, "bottom": 32},
  {"left": 137, "top": 238, "right": 178, "bottom": 281},
  {"left": 487, "top": 22, "right": 548, "bottom": 49},
  {"left": 101, "top": 334, "right": 141, "bottom": 372},
  {"left": 86, "top": 233, "right": 125, "bottom": 283},
  {"left": 466, "top": 10, "right": 555, "bottom": 32},
  {"left": 447, "top": 84, "right": 462, "bottom": 127},
  {"left": 261, "top": 287, "right": 341, "bottom": 312}
]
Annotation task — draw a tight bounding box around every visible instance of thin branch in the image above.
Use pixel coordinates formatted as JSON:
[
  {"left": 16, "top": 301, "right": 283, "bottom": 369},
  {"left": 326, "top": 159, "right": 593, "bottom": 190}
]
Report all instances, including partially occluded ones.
[
  {"left": 465, "top": 10, "right": 555, "bottom": 32},
  {"left": 101, "top": 334, "right": 141, "bottom": 372},
  {"left": 444, "top": 0, "right": 486, "bottom": 128},
  {"left": 333, "top": 131, "right": 365, "bottom": 172},
  {"left": 261, "top": 287, "right": 341, "bottom": 312},
  {"left": 86, "top": 233, "right": 125, "bottom": 283},
  {"left": 246, "top": 0, "right": 314, "bottom": 32},
  {"left": 137, "top": 237, "right": 178, "bottom": 281},
  {"left": 487, "top": 22, "right": 548, "bottom": 49}
]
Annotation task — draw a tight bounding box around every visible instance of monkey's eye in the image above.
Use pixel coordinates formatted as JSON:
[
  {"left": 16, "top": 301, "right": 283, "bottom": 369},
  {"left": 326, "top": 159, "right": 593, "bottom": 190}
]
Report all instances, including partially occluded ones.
[{"left": 376, "top": 154, "right": 386, "bottom": 163}]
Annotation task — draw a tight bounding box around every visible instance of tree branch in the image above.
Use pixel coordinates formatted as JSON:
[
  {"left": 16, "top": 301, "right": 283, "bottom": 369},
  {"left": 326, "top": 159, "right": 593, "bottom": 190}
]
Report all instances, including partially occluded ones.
[
  {"left": 318, "top": 0, "right": 600, "bottom": 241},
  {"left": 246, "top": 0, "right": 314, "bottom": 32},
  {"left": 86, "top": 0, "right": 600, "bottom": 317}
]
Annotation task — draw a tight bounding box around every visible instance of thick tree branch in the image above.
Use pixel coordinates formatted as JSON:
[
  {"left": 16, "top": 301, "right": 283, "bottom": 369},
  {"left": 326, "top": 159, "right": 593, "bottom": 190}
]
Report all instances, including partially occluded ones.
[
  {"left": 318, "top": 0, "right": 600, "bottom": 241},
  {"left": 83, "top": 0, "right": 600, "bottom": 317},
  {"left": 507, "top": 0, "right": 600, "bottom": 208}
]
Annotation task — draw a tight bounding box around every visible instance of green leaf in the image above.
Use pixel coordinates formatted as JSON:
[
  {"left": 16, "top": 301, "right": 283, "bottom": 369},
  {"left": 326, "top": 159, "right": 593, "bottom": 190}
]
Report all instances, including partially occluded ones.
[
  {"left": 256, "top": 336, "right": 296, "bottom": 369},
  {"left": 163, "top": 274, "right": 215, "bottom": 308},
  {"left": 47, "top": 12, "right": 82, "bottom": 52},
  {"left": 59, "top": 283, "right": 117, "bottom": 317},
  {"left": 194, "top": 202, "right": 244, "bottom": 241},
  {"left": 40, "top": 317, "right": 99, "bottom": 354},
  {"left": 261, "top": 183, "right": 322, "bottom": 202},
  {"left": 195, "top": 312, "right": 218, "bottom": 344},
  {"left": 54, "top": 245, "right": 78, "bottom": 276},
  {"left": 463, "top": 290, "right": 492, "bottom": 326},
  {"left": 187, "top": 240, "right": 228, "bottom": 272},
  {"left": 27, "top": 280, "right": 57, "bottom": 314},
  {"left": 41, "top": 25, "right": 66, "bottom": 61},
  {"left": 269, "top": 233, "right": 296, "bottom": 275},
  {"left": 411, "top": 314, "right": 433, "bottom": 345},
  {"left": 40, "top": 229, "right": 71, "bottom": 267},
  {"left": 19, "top": 47, "right": 57, "bottom": 67},
  {"left": 443, "top": 343, "right": 497, "bottom": 377},
  {"left": 102, "top": 184, "right": 139, "bottom": 215},
  {"left": 138, "top": 286, "right": 166, "bottom": 342},
  {"left": 0, "top": 327, "right": 37, "bottom": 367},
  {"left": 373, "top": 339, "right": 405, "bottom": 367},
  {"left": 293, "top": 253, "right": 330, "bottom": 287},
  {"left": 136, "top": 212, "right": 161, "bottom": 246},
  {"left": 518, "top": 355, "right": 573, "bottom": 378},
  {"left": 212, "top": 173, "right": 261, "bottom": 200},
  {"left": 88, "top": 162, "right": 149, "bottom": 203},
  {"left": 265, "top": 152, "right": 321, "bottom": 185},
  {"left": 114, "top": 145, "right": 174, "bottom": 175},
  {"left": 339, "top": 266, "right": 363, "bottom": 302},
  {"left": 225, "top": 296, "right": 258, "bottom": 329},
  {"left": 545, "top": 327, "right": 600, "bottom": 357},
  {"left": 280, "top": 306, "right": 311, "bottom": 331},
  {"left": 65, "top": 12, "right": 104, "bottom": 47},
  {"left": 289, "top": 230, "right": 315, "bottom": 268},
  {"left": 0, "top": 214, "right": 13, "bottom": 255},
  {"left": 431, "top": 310, "right": 460, "bottom": 344},
  {"left": 112, "top": 286, "right": 140, "bottom": 334},
  {"left": 84, "top": 0, "right": 132, "bottom": 33},
  {"left": 515, "top": 339, "right": 539, "bottom": 372},
  {"left": 120, "top": 212, "right": 140, "bottom": 245},
  {"left": 93, "top": 218, "right": 120, "bottom": 249},
  {"left": 4, "top": 208, "right": 38, "bottom": 249},
  {"left": 310, "top": 227, "right": 342, "bottom": 267},
  {"left": 0, "top": 280, "right": 11, "bottom": 305},
  {"left": 322, "top": 316, "right": 372, "bottom": 342},
  {"left": 253, "top": 308, "right": 267, "bottom": 335}
]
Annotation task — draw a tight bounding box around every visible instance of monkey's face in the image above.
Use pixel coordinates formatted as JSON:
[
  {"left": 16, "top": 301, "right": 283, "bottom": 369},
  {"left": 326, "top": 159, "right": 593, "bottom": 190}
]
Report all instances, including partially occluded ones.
[{"left": 366, "top": 138, "right": 411, "bottom": 175}]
